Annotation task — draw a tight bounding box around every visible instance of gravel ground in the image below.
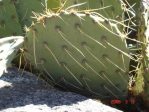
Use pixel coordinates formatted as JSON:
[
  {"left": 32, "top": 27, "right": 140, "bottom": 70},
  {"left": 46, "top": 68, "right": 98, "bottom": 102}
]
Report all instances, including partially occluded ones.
[{"left": 0, "top": 67, "right": 123, "bottom": 112}]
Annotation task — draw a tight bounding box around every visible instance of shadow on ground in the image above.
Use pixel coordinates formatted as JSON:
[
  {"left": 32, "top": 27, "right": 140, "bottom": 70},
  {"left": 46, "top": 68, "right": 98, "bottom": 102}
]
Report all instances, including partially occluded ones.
[{"left": 0, "top": 67, "right": 89, "bottom": 110}]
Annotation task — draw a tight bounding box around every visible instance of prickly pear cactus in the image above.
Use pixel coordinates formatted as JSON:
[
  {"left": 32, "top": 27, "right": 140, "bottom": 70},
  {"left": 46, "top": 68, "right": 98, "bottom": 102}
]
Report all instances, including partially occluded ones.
[
  {"left": 13, "top": 0, "right": 46, "bottom": 27},
  {"left": 0, "top": 0, "right": 22, "bottom": 37},
  {"left": 0, "top": 36, "right": 24, "bottom": 76},
  {"left": 24, "top": 10, "right": 133, "bottom": 99}
]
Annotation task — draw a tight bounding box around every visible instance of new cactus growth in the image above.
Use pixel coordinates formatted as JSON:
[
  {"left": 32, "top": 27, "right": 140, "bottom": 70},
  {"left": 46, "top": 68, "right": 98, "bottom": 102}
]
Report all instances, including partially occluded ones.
[
  {"left": 0, "top": 0, "right": 22, "bottom": 37},
  {"left": 24, "top": 10, "right": 133, "bottom": 99}
]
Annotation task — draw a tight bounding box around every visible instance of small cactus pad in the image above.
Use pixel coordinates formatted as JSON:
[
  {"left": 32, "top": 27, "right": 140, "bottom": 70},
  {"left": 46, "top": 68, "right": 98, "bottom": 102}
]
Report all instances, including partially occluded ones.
[
  {"left": 14, "top": 0, "right": 45, "bottom": 27},
  {"left": 24, "top": 10, "right": 131, "bottom": 99},
  {"left": 0, "top": 36, "right": 24, "bottom": 76},
  {"left": 0, "top": 0, "right": 22, "bottom": 37}
]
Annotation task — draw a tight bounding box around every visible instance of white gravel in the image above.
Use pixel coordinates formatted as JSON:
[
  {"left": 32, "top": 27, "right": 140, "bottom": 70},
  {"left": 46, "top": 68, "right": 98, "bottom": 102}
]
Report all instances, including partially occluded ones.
[{"left": 0, "top": 67, "right": 123, "bottom": 112}]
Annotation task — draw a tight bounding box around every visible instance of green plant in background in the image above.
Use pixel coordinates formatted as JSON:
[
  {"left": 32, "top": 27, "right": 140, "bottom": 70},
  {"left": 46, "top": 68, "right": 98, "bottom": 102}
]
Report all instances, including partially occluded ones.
[
  {"left": 0, "top": 0, "right": 22, "bottom": 37},
  {"left": 135, "top": 0, "right": 149, "bottom": 105},
  {"left": 122, "top": 0, "right": 145, "bottom": 95},
  {"left": 13, "top": 0, "right": 46, "bottom": 27},
  {"left": 58, "top": 0, "right": 124, "bottom": 19}
]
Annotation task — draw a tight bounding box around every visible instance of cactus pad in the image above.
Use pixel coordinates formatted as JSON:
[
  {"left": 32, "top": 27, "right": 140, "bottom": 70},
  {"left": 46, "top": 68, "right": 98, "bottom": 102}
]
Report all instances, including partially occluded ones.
[
  {"left": 14, "top": 0, "right": 45, "bottom": 27},
  {"left": 24, "top": 10, "right": 132, "bottom": 100},
  {"left": 0, "top": 0, "right": 22, "bottom": 37},
  {"left": 46, "top": 0, "right": 61, "bottom": 12},
  {"left": 61, "top": 0, "right": 123, "bottom": 19}
]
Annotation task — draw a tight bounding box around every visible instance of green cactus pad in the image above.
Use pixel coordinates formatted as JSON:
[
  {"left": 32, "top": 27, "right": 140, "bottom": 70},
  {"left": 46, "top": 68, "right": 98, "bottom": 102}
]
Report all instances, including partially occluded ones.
[
  {"left": 61, "top": 0, "right": 123, "bottom": 19},
  {"left": 14, "top": 0, "right": 45, "bottom": 27},
  {"left": 24, "top": 10, "right": 131, "bottom": 99},
  {"left": 0, "top": 0, "right": 22, "bottom": 37},
  {"left": 46, "top": 0, "right": 61, "bottom": 12}
]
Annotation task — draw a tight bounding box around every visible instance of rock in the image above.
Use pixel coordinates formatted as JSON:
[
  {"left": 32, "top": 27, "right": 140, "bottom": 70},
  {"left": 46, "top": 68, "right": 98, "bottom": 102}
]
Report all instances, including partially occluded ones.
[
  {"left": 0, "top": 36, "right": 24, "bottom": 76},
  {"left": 0, "top": 67, "right": 123, "bottom": 112}
]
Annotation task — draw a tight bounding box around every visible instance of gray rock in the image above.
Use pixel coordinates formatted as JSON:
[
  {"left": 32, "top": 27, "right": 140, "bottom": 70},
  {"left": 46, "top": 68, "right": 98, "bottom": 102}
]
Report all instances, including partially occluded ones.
[{"left": 0, "top": 67, "right": 123, "bottom": 112}]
